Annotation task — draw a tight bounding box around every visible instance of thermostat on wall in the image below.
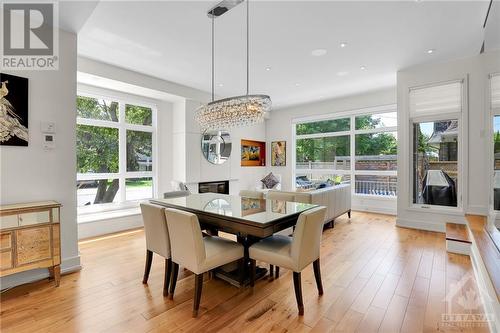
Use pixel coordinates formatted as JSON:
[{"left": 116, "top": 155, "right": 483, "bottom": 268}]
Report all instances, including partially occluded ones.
[
  {"left": 41, "top": 121, "right": 56, "bottom": 133},
  {"left": 43, "top": 134, "right": 55, "bottom": 150}
]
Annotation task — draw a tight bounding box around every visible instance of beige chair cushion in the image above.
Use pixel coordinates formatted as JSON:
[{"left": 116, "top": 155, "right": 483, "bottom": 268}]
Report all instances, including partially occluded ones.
[
  {"left": 249, "top": 206, "right": 326, "bottom": 272},
  {"left": 203, "top": 236, "right": 245, "bottom": 272},
  {"left": 140, "top": 203, "right": 171, "bottom": 259},
  {"left": 248, "top": 235, "right": 294, "bottom": 269},
  {"left": 165, "top": 208, "right": 244, "bottom": 275},
  {"left": 239, "top": 190, "right": 264, "bottom": 199}
]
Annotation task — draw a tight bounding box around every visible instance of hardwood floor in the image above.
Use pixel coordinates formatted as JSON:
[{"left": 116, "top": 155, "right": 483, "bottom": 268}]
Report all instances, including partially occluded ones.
[{"left": 0, "top": 212, "right": 491, "bottom": 332}]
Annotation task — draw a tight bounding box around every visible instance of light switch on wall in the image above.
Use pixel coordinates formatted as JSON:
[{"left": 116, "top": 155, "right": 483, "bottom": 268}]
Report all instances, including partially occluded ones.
[{"left": 41, "top": 121, "right": 56, "bottom": 133}]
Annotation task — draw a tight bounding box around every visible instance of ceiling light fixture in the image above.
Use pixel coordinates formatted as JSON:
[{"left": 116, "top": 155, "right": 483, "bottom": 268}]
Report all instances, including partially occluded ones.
[
  {"left": 265, "top": 67, "right": 271, "bottom": 71},
  {"left": 195, "top": 0, "right": 271, "bottom": 130},
  {"left": 295, "top": 83, "right": 300, "bottom": 87},
  {"left": 340, "top": 42, "right": 347, "bottom": 48},
  {"left": 427, "top": 49, "right": 435, "bottom": 54},
  {"left": 360, "top": 66, "right": 367, "bottom": 70},
  {"left": 311, "top": 48, "right": 327, "bottom": 56},
  {"left": 337, "top": 71, "right": 349, "bottom": 76}
]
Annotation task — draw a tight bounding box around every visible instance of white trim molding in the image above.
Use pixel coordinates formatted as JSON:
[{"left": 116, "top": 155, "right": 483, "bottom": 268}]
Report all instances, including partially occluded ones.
[
  {"left": 0, "top": 256, "right": 82, "bottom": 291},
  {"left": 396, "top": 217, "right": 446, "bottom": 233}
]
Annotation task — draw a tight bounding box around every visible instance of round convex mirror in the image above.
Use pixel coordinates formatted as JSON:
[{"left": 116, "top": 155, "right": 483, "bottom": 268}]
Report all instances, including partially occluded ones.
[{"left": 201, "top": 130, "right": 232, "bottom": 164}]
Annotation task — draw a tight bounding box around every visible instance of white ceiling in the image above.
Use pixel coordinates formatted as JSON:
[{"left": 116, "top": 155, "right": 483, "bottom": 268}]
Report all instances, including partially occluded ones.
[{"left": 77, "top": 1, "right": 490, "bottom": 108}]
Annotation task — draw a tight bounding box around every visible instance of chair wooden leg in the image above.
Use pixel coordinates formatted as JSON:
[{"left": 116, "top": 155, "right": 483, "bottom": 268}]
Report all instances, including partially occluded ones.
[
  {"left": 313, "top": 259, "right": 324, "bottom": 295},
  {"left": 193, "top": 274, "right": 203, "bottom": 317},
  {"left": 348, "top": 209, "right": 351, "bottom": 218},
  {"left": 142, "top": 250, "right": 153, "bottom": 284},
  {"left": 163, "top": 258, "right": 172, "bottom": 297},
  {"left": 250, "top": 259, "right": 256, "bottom": 287},
  {"left": 293, "top": 272, "right": 304, "bottom": 315},
  {"left": 275, "top": 266, "right": 280, "bottom": 279},
  {"left": 269, "top": 265, "right": 274, "bottom": 280},
  {"left": 169, "top": 262, "right": 179, "bottom": 299}
]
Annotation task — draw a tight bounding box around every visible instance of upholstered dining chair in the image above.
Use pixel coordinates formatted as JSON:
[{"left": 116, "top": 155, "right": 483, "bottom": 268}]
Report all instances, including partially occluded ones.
[
  {"left": 266, "top": 191, "right": 300, "bottom": 278},
  {"left": 249, "top": 206, "right": 327, "bottom": 315},
  {"left": 239, "top": 190, "right": 264, "bottom": 199},
  {"left": 164, "top": 208, "right": 245, "bottom": 317},
  {"left": 140, "top": 203, "right": 172, "bottom": 297}
]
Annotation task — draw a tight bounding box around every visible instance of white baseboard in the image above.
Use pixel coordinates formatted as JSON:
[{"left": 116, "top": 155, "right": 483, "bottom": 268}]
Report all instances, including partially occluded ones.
[
  {"left": 467, "top": 205, "right": 488, "bottom": 216},
  {"left": 0, "top": 255, "right": 81, "bottom": 290},
  {"left": 396, "top": 217, "right": 445, "bottom": 233},
  {"left": 352, "top": 204, "right": 396, "bottom": 216},
  {"left": 78, "top": 213, "right": 143, "bottom": 239},
  {"left": 470, "top": 241, "right": 500, "bottom": 332}
]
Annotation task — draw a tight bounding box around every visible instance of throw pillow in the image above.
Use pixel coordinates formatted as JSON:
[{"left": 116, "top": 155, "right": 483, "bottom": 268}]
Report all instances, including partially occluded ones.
[{"left": 261, "top": 172, "right": 279, "bottom": 189}]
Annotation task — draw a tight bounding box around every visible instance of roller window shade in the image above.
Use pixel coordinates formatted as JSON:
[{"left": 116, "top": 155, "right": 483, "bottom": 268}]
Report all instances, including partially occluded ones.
[
  {"left": 409, "top": 81, "right": 462, "bottom": 117},
  {"left": 491, "top": 74, "right": 500, "bottom": 109}
]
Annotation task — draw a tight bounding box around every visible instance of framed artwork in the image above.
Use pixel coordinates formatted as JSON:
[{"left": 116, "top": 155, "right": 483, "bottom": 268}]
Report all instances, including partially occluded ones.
[
  {"left": 271, "top": 141, "right": 286, "bottom": 166},
  {"left": 1, "top": 73, "right": 29, "bottom": 146},
  {"left": 271, "top": 200, "right": 287, "bottom": 214},
  {"left": 241, "top": 198, "right": 266, "bottom": 216},
  {"left": 241, "top": 139, "right": 266, "bottom": 166}
]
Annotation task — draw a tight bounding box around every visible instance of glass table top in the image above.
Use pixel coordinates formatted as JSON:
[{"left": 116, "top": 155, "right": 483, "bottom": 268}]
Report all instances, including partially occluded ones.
[{"left": 150, "top": 193, "right": 317, "bottom": 225}]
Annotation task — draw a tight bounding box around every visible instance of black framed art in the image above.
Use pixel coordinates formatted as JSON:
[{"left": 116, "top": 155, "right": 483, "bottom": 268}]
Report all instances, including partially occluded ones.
[{"left": 1, "top": 73, "right": 29, "bottom": 146}]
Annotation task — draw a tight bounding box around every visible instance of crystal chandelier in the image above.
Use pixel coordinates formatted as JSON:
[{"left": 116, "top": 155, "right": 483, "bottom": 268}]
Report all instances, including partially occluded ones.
[{"left": 195, "top": 0, "right": 272, "bottom": 130}]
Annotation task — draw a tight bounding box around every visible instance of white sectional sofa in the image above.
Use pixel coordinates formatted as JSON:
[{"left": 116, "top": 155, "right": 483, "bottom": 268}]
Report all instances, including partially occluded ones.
[{"left": 268, "top": 184, "right": 351, "bottom": 227}]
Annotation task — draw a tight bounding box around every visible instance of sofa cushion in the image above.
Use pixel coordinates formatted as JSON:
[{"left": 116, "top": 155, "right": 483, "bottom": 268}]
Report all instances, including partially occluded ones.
[{"left": 261, "top": 172, "right": 280, "bottom": 189}]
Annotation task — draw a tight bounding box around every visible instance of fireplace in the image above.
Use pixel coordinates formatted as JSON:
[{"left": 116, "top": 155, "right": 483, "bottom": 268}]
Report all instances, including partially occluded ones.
[{"left": 198, "top": 180, "right": 229, "bottom": 194}]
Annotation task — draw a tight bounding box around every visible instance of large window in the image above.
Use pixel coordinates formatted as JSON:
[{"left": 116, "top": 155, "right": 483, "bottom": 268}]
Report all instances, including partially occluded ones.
[
  {"left": 294, "top": 108, "right": 397, "bottom": 197},
  {"left": 409, "top": 81, "right": 463, "bottom": 208},
  {"left": 492, "top": 74, "right": 500, "bottom": 214},
  {"left": 76, "top": 94, "right": 156, "bottom": 215}
]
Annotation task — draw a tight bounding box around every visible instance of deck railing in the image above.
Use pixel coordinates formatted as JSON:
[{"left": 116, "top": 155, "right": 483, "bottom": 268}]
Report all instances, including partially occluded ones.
[{"left": 355, "top": 180, "right": 397, "bottom": 197}]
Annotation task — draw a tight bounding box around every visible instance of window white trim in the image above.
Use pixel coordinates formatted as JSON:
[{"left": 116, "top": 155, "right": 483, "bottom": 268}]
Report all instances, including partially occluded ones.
[
  {"left": 76, "top": 89, "right": 158, "bottom": 218},
  {"left": 408, "top": 77, "right": 467, "bottom": 212},
  {"left": 489, "top": 73, "right": 500, "bottom": 212},
  {"left": 292, "top": 104, "right": 397, "bottom": 124},
  {"left": 292, "top": 104, "right": 398, "bottom": 199}
]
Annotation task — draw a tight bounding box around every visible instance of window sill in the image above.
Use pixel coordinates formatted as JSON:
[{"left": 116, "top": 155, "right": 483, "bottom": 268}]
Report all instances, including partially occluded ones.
[
  {"left": 78, "top": 207, "right": 141, "bottom": 224},
  {"left": 406, "top": 205, "right": 464, "bottom": 216},
  {"left": 353, "top": 194, "right": 397, "bottom": 200}
]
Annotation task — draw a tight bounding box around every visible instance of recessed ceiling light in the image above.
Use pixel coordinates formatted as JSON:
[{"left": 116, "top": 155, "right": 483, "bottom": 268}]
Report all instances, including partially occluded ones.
[
  {"left": 360, "top": 66, "right": 367, "bottom": 70},
  {"left": 311, "top": 48, "right": 327, "bottom": 56},
  {"left": 265, "top": 67, "right": 271, "bottom": 71},
  {"left": 427, "top": 49, "right": 435, "bottom": 54},
  {"left": 218, "top": 83, "right": 224, "bottom": 87},
  {"left": 295, "top": 83, "right": 300, "bottom": 86},
  {"left": 337, "top": 71, "right": 349, "bottom": 76},
  {"left": 340, "top": 42, "right": 347, "bottom": 48}
]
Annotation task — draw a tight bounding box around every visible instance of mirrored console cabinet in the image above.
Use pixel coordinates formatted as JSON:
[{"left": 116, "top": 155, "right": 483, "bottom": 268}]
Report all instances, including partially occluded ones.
[{"left": 0, "top": 201, "right": 62, "bottom": 286}]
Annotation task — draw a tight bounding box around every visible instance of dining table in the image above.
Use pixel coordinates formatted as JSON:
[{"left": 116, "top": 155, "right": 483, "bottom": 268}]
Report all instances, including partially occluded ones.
[{"left": 150, "top": 193, "right": 318, "bottom": 287}]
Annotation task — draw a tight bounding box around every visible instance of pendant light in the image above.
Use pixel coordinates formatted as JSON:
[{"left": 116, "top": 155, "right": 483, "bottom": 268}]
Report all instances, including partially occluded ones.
[{"left": 195, "top": 0, "right": 272, "bottom": 130}]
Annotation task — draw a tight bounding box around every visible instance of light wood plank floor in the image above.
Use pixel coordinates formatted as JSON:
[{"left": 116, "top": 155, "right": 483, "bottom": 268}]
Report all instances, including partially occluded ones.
[{"left": 0, "top": 212, "right": 491, "bottom": 333}]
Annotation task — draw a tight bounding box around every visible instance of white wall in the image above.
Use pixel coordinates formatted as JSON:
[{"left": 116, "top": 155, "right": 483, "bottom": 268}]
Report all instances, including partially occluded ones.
[
  {"left": 265, "top": 88, "right": 397, "bottom": 214},
  {"left": 397, "top": 49, "right": 500, "bottom": 232},
  {"left": 172, "top": 98, "right": 267, "bottom": 194},
  {"left": 0, "top": 30, "right": 81, "bottom": 288}
]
